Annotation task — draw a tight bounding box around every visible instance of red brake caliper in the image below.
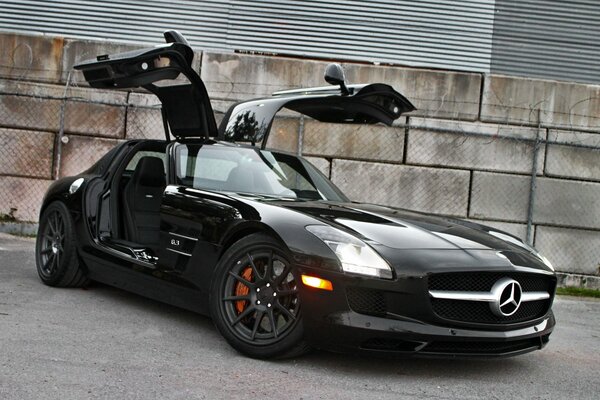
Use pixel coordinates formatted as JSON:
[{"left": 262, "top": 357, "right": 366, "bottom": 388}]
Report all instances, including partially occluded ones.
[{"left": 235, "top": 267, "right": 253, "bottom": 314}]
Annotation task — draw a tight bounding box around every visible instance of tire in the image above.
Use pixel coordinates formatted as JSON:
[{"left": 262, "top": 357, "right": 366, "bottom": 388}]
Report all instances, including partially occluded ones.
[
  {"left": 210, "top": 233, "right": 310, "bottom": 359},
  {"left": 35, "top": 201, "right": 89, "bottom": 288}
]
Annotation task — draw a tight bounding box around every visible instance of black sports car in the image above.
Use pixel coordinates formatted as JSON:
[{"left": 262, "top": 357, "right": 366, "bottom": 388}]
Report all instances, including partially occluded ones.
[{"left": 35, "top": 31, "right": 556, "bottom": 359}]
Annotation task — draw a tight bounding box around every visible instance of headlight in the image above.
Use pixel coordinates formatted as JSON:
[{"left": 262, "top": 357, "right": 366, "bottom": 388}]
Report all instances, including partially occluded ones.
[
  {"left": 69, "top": 178, "right": 84, "bottom": 195},
  {"left": 305, "top": 225, "right": 393, "bottom": 279}
]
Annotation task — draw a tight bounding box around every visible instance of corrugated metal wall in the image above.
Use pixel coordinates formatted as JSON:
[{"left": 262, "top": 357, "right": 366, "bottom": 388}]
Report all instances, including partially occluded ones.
[
  {"left": 226, "top": 0, "right": 495, "bottom": 72},
  {"left": 0, "top": 0, "right": 598, "bottom": 83},
  {"left": 0, "top": 0, "right": 231, "bottom": 49},
  {"left": 491, "top": 0, "right": 600, "bottom": 84},
  {"left": 0, "top": 0, "right": 495, "bottom": 72}
]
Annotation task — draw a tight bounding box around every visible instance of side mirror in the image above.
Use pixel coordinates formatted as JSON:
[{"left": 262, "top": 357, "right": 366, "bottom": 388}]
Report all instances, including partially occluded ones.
[
  {"left": 164, "top": 30, "right": 190, "bottom": 46},
  {"left": 163, "top": 30, "right": 193, "bottom": 66},
  {"left": 324, "top": 63, "right": 350, "bottom": 96}
]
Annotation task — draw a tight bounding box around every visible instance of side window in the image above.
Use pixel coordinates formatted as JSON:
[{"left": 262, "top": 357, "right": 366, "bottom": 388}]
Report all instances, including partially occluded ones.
[
  {"left": 175, "top": 145, "right": 238, "bottom": 188},
  {"left": 193, "top": 158, "right": 237, "bottom": 183},
  {"left": 125, "top": 151, "right": 167, "bottom": 173},
  {"left": 172, "top": 144, "right": 339, "bottom": 201}
]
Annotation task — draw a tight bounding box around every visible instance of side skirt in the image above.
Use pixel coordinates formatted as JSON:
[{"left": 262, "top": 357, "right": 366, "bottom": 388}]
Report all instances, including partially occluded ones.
[{"left": 82, "top": 254, "right": 210, "bottom": 316}]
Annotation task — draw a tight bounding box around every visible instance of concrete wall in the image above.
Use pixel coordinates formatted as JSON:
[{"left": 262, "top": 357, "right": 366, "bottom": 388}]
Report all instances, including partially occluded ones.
[{"left": 0, "top": 32, "right": 599, "bottom": 282}]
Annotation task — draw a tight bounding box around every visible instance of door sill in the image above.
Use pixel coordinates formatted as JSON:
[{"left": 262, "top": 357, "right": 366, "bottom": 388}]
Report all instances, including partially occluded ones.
[{"left": 100, "top": 237, "right": 159, "bottom": 265}]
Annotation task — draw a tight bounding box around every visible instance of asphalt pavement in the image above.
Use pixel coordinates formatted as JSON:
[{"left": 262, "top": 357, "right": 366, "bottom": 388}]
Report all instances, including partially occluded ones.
[{"left": 0, "top": 233, "right": 598, "bottom": 400}]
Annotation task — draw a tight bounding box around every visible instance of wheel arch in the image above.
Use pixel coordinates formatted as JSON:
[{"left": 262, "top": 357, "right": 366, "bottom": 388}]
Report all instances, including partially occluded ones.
[
  {"left": 218, "top": 221, "right": 289, "bottom": 259},
  {"left": 215, "top": 211, "right": 340, "bottom": 274},
  {"left": 39, "top": 178, "right": 84, "bottom": 219}
]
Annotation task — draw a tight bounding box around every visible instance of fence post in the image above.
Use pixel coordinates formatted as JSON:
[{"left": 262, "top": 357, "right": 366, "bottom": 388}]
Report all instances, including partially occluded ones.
[
  {"left": 525, "top": 109, "right": 542, "bottom": 245},
  {"left": 297, "top": 115, "right": 304, "bottom": 156},
  {"left": 53, "top": 71, "right": 72, "bottom": 179}
]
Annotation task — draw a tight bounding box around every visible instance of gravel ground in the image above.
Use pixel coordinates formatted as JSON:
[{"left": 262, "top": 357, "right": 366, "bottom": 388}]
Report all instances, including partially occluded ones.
[{"left": 0, "top": 233, "right": 598, "bottom": 399}]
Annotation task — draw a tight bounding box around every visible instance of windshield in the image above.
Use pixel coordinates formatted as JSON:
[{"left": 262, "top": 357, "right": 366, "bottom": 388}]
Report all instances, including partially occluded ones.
[{"left": 174, "top": 144, "right": 348, "bottom": 201}]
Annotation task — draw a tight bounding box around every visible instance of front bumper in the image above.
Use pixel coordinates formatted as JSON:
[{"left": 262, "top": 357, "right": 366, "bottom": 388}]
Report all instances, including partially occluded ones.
[
  {"left": 303, "top": 309, "right": 554, "bottom": 358},
  {"left": 297, "top": 266, "right": 556, "bottom": 358}
]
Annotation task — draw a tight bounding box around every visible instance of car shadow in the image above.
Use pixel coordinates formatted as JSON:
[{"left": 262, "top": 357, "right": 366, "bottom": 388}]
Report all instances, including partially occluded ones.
[
  {"left": 84, "top": 281, "right": 528, "bottom": 380},
  {"left": 291, "top": 350, "right": 525, "bottom": 379},
  {"left": 83, "top": 281, "right": 221, "bottom": 335}
]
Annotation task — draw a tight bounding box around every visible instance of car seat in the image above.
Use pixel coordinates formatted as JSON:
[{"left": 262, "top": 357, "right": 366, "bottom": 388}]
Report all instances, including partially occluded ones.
[{"left": 123, "top": 156, "right": 166, "bottom": 245}]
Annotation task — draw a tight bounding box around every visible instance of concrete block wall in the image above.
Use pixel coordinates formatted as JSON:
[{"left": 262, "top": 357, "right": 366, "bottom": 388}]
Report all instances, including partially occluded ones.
[
  {"left": 0, "top": 33, "right": 175, "bottom": 222},
  {"left": 201, "top": 45, "right": 600, "bottom": 280},
  {"left": 0, "top": 32, "right": 599, "bottom": 283}
]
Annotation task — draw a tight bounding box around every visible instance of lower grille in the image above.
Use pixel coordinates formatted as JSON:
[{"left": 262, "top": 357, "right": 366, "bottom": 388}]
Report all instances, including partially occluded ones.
[
  {"left": 347, "top": 288, "right": 386, "bottom": 316},
  {"left": 423, "top": 338, "right": 541, "bottom": 354},
  {"left": 361, "top": 338, "right": 423, "bottom": 352},
  {"left": 431, "top": 298, "right": 550, "bottom": 324}
]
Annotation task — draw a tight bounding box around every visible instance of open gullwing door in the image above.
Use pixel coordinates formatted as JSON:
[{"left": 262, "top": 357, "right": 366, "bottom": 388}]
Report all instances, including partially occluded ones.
[{"left": 74, "top": 30, "right": 217, "bottom": 140}]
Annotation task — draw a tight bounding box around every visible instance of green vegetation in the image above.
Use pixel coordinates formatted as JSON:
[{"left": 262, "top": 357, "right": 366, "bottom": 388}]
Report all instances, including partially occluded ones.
[
  {"left": 0, "top": 208, "right": 18, "bottom": 222},
  {"left": 12, "top": 232, "right": 37, "bottom": 238},
  {"left": 556, "top": 287, "right": 600, "bottom": 299}
]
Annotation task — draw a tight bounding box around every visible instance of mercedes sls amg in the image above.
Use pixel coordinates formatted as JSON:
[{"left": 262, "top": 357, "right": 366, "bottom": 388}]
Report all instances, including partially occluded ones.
[{"left": 35, "top": 31, "right": 556, "bottom": 359}]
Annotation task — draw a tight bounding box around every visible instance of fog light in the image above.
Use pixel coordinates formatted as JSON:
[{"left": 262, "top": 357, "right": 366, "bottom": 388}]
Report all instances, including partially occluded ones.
[{"left": 301, "top": 275, "right": 333, "bottom": 291}]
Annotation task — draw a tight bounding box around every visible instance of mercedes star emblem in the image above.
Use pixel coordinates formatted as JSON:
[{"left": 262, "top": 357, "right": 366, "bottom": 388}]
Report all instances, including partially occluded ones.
[{"left": 490, "top": 278, "right": 523, "bottom": 317}]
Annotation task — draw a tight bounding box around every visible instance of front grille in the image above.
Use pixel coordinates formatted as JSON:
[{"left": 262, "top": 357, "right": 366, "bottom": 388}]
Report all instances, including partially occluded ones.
[
  {"left": 347, "top": 288, "right": 386, "bottom": 316},
  {"left": 423, "top": 338, "right": 541, "bottom": 354},
  {"left": 429, "top": 272, "right": 555, "bottom": 325},
  {"left": 429, "top": 272, "right": 555, "bottom": 293}
]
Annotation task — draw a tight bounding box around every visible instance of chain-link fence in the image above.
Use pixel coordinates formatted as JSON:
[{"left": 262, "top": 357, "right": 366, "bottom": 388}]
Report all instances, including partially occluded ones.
[
  {"left": 0, "top": 77, "right": 164, "bottom": 223},
  {"left": 1, "top": 76, "right": 599, "bottom": 281},
  {"left": 294, "top": 113, "right": 600, "bottom": 282},
  {"left": 267, "top": 98, "right": 600, "bottom": 282}
]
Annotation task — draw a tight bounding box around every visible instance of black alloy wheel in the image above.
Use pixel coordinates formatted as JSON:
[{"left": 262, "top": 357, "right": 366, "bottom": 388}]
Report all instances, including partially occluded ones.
[
  {"left": 210, "top": 233, "right": 309, "bottom": 359},
  {"left": 38, "top": 208, "right": 65, "bottom": 278},
  {"left": 35, "top": 201, "right": 89, "bottom": 287}
]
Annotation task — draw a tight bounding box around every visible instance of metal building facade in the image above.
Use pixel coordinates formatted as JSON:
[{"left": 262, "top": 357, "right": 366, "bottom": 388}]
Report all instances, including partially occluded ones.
[
  {"left": 491, "top": 0, "right": 600, "bottom": 84},
  {"left": 0, "top": 0, "right": 598, "bottom": 83},
  {"left": 225, "top": 0, "right": 495, "bottom": 72}
]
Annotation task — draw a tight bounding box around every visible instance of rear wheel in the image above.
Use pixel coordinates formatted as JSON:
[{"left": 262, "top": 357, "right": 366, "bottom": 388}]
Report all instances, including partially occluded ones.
[
  {"left": 210, "top": 233, "right": 310, "bottom": 359},
  {"left": 35, "top": 201, "right": 89, "bottom": 287}
]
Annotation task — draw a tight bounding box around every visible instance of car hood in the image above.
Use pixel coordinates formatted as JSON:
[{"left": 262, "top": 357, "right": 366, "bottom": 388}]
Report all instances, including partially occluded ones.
[
  {"left": 268, "top": 200, "right": 530, "bottom": 252},
  {"left": 255, "top": 200, "right": 554, "bottom": 274}
]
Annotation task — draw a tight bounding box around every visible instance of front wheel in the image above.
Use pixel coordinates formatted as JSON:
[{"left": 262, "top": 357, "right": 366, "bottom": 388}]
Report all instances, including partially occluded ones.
[
  {"left": 210, "top": 233, "right": 310, "bottom": 359},
  {"left": 35, "top": 201, "right": 89, "bottom": 287}
]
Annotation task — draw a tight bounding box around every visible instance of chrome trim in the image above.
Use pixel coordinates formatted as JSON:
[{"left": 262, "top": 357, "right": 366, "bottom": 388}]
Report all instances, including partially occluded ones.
[
  {"left": 521, "top": 292, "right": 551, "bottom": 302},
  {"left": 168, "top": 232, "right": 198, "bottom": 242},
  {"left": 166, "top": 248, "right": 192, "bottom": 257},
  {"left": 428, "top": 291, "right": 496, "bottom": 302},
  {"left": 429, "top": 289, "right": 549, "bottom": 303},
  {"left": 93, "top": 239, "right": 156, "bottom": 269}
]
